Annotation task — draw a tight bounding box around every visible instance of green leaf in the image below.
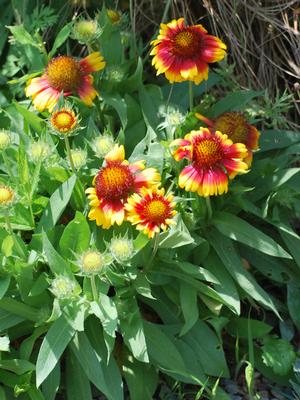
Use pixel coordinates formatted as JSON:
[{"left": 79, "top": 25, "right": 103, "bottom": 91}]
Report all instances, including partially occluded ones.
[
  {"left": 28, "top": 388, "right": 46, "bottom": 400},
  {"left": 207, "top": 229, "right": 279, "bottom": 316},
  {"left": 145, "top": 142, "right": 165, "bottom": 174},
  {"left": 0, "top": 309, "right": 24, "bottom": 331},
  {"left": 49, "top": 22, "right": 73, "bottom": 57},
  {"left": 1, "top": 236, "right": 14, "bottom": 257},
  {"left": 182, "top": 321, "right": 229, "bottom": 377},
  {"left": 138, "top": 84, "right": 161, "bottom": 130},
  {"left": 0, "top": 359, "right": 35, "bottom": 375},
  {"left": 118, "top": 297, "right": 149, "bottom": 363},
  {"left": 158, "top": 214, "right": 195, "bottom": 248},
  {"left": 262, "top": 336, "right": 296, "bottom": 376},
  {"left": 180, "top": 282, "right": 199, "bottom": 336},
  {"left": 36, "top": 315, "right": 75, "bottom": 387},
  {"left": 153, "top": 264, "right": 231, "bottom": 308},
  {"left": 240, "top": 245, "right": 289, "bottom": 283},
  {"left": 119, "top": 58, "right": 143, "bottom": 93},
  {"left": 0, "top": 277, "right": 10, "bottom": 300},
  {"left": 203, "top": 252, "right": 240, "bottom": 315},
  {"left": 7, "top": 25, "right": 39, "bottom": 48},
  {"left": 36, "top": 175, "right": 77, "bottom": 233},
  {"left": 133, "top": 232, "right": 150, "bottom": 251},
  {"left": 85, "top": 318, "right": 124, "bottom": 400},
  {"left": 42, "top": 363, "right": 60, "bottom": 400},
  {"left": 102, "top": 92, "right": 127, "bottom": 129},
  {"left": 279, "top": 226, "right": 300, "bottom": 268},
  {"left": 209, "top": 90, "right": 262, "bottom": 117},
  {"left": 213, "top": 211, "right": 291, "bottom": 259},
  {"left": 91, "top": 294, "right": 118, "bottom": 337},
  {"left": 0, "top": 335, "right": 9, "bottom": 351},
  {"left": 170, "top": 339, "right": 207, "bottom": 385},
  {"left": 13, "top": 102, "right": 44, "bottom": 132},
  {"left": 245, "top": 362, "right": 254, "bottom": 396},
  {"left": 260, "top": 129, "right": 300, "bottom": 152},
  {"left": 29, "top": 273, "right": 49, "bottom": 297},
  {"left": 100, "top": 19, "right": 122, "bottom": 65},
  {"left": 69, "top": 332, "right": 111, "bottom": 400},
  {"left": 287, "top": 282, "right": 300, "bottom": 331},
  {"left": 144, "top": 322, "right": 187, "bottom": 375},
  {"left": 0, "top": 297, "right": 40, "bottom": 321},
  {"left": 134, "top": 273, "right": 155, "bottom": 299},
  {"left": 59, "top": 212, "right": 90, "bottom": 259},
  {"left": 66, "top": 349, "right": 92, "bottom": 400},
  {"left": 43, "top": 233, "right": 72, "bottom": 275},
  {"left": 20, "top": 326, "right": 48, "bottom": 360},
  {"left": 123, "top": 354, "right": 158, "bottom": 400},
  {"left": 226, "top": 318, "right": 272, "bottom": 339}
]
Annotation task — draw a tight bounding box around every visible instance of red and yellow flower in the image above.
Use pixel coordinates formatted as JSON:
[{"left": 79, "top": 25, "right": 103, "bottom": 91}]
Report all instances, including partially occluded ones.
[
  {"left": 171, "top": 127, "right": 248, "bottom": 197},
  {"left": 125, "top": 187, "right": 176, "bottom": 238},
  {"left": 86, "top": 145, "right": 161, "bottom": 229},
  {"left": 196, "top": 112, "right": 260, "bottom": 165},
  {"left": 25, "top": 52, "right": 105, "bottom": 111},
  {"left": 151, "top": 18, "right": 226, "bottom": 84}
]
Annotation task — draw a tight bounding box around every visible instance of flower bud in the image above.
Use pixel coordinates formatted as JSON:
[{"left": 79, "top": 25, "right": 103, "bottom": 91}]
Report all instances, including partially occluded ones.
[
  {"left": 73, "top": 19, "right": 99, "bottom": 44},
  {"left": 0, "top": 130, "right": 11, "bottom": 150},
  {"left": 107, "top": 9, "right": 121, "bottom": 24},
  {"left": 0, "top": 185, "right": 15, "bottom": 208},
  {"left": 29, "top": 140, "right": 51, "bottom": 162},
  {"left": 92, "top": 134, "right": 114, "bottom": 158},
  {"left": 110, "top": 236, "right": 134, "bottom": 263},
  {"left": 70, "top": 149, "right": 87, "bottom": 170},
  {"left": 80, "top": 250, "right": 110, "bottom": 275},
  {"left": 50, "top": 275, "right": 77, "bottom": 299}
]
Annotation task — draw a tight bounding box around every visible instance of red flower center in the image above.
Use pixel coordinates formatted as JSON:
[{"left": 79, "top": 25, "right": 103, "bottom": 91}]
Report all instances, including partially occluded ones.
[
  {"left": 193, "top": 138, "right": 223, "bottom": 167},
  {"left": 143, "top": 197, "right": 169, "bottom": 224},
  {"left": 47, "top": 56, "right": 82, "bottom": 92},
  {"left": 95, "top": 163, "right": 134, "bottom": 201},
  {"left": 214, "top": 112, "right": 248, "bottom": 144},
  {"left": 173, "top": 29, "right": 202, "bottom": 58}
]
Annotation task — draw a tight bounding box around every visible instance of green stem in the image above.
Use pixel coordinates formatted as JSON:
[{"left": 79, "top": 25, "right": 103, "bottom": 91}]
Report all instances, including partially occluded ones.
[
  {"left": 90, "top": 275, "right": 98, "bottom": 302},
  {"left": 166, "top": 84, "right": 174, "bottom": 111},
  {"left": 64, "top": 137, "right": 86, "bottom": 209},
  {"left": 143, "top": 0, "right": 172, "bottom": 62},
  {"left": 189, "top": 81, "right": 194, "bottom": 112},
  {"left": 4, "top": 211, "right": 26, "bottom": 259},
  {"left": 64, "top": 136, "right": 76, "bottom": 174},
  {"left": 2, "top": 151, "right": 14, "bottom": 182},
  {"left": 205, "top": 196, "right": 213, "bottom": 219},
  {"left": 145, "top": 234, "right": 160, "bottom": 271},
  {"left": 129, "top": 0, "right": 137, "bottom": 56}
]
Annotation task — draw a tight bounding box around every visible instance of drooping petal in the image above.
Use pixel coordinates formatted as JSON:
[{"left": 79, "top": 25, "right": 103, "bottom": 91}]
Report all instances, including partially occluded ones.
[
  {"left": 32, "top": 87, "right": 60, "bottom": 112},
  {"left": 105, "top": 144, "right": 125, "bottom": 163},
  {"left": 77, "top": 75, "right": 98, "bottom": 107},
  {"left": 79, "top": 51, "right": 106, "bottom": 73}
]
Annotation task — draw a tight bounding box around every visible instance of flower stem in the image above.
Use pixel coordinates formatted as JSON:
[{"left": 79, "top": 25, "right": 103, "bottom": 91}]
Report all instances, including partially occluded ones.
[
  {"left": 129, "top": 0, "right": 137, "bottom": 56},
  {"left": 90, "top": 275, "right": 98, "bottom": 302},
  {"left": 166, "top": 84, "right": 174, "bottom": 111},
  {"left": 189, "top": 81, "right": 194, "bottom": 112},
  {"left": 64, "top": 136, "right": 76, "bottom": 174},
  {"left": 145, "top": 234, "right": 160, "bottom": 271},
  {"left": 4, "top": 211, "right": 25, "bottom": 259},
  {"left": 2, "top": 151, "right": 14, "bottom": 182},
  {"left": 205, "top": 196, "right": 213, "bottom": 219}
]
